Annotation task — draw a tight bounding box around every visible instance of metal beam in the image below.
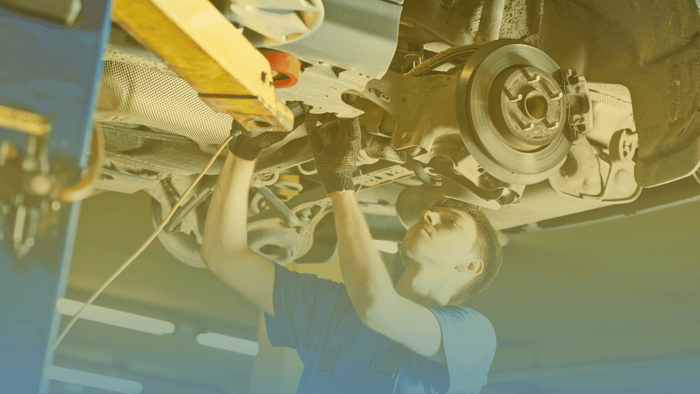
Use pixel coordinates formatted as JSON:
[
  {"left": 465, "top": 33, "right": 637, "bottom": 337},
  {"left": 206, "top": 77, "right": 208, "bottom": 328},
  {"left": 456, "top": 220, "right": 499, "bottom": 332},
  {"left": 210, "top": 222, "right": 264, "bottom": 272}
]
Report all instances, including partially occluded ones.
[
  {"left": 0, "top": 1, "right": 113, "bottom": 393},
  {"left": 112, "top": 0, "right": 295, "bottom": 133}
]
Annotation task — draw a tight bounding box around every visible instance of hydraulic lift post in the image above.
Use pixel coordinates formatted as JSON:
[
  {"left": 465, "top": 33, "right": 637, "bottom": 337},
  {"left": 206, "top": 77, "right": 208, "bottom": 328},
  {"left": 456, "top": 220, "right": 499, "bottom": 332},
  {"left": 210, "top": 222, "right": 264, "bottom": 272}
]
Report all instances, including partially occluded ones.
[{"left": 0, "top": 1, "right": 112, "bottom": 392}]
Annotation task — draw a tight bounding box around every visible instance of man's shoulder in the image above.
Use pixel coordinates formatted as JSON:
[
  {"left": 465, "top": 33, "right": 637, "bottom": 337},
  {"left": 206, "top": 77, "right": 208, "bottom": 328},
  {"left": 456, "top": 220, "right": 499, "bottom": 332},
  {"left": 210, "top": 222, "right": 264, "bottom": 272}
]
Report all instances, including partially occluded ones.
[
  {"left": 428, "top": 305, "right": 496, "bottom": 340},
  {"left": 431, "top": 304, "right": 488, "bottom": 319}
]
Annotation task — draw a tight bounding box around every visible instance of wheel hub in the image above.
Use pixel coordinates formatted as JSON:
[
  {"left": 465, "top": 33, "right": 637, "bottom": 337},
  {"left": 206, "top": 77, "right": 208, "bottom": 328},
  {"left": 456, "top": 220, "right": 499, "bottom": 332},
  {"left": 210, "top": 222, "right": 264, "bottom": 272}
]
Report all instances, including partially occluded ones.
[{"left": 489, "top": 66, "right": 566, "bottom": 151}]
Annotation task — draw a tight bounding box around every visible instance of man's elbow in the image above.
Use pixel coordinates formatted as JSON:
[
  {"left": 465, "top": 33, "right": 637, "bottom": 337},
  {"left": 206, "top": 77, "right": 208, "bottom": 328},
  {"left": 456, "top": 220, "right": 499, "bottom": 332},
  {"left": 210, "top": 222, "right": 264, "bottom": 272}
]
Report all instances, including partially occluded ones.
[
  {"left": 357, "top": 294, "right": 398, "bottom": 329},
  {"left": 200, "top": 233, "right": 240, "bottom": 267},
  {"left": 201, "top": 241, "right": 255, "bottom": 274}
]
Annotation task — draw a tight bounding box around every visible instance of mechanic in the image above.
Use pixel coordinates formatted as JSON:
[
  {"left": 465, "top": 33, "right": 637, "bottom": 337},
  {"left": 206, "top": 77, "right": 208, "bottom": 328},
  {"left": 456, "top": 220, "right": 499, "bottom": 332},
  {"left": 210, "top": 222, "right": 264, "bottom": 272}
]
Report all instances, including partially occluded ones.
[{"left": 200, "top": 115, "right": 503, "bottom": 394}]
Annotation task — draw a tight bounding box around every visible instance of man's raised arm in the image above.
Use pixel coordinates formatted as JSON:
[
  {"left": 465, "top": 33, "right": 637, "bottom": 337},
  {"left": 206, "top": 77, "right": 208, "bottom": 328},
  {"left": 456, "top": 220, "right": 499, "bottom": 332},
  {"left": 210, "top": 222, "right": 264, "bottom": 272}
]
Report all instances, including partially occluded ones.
[
  {"left": 200, "top": 130, "right": 286, "bottom": 317},
  {"left": 306, "top": 117, "right": 397, "bottom": 319},
  {"left": 309, "top": 117, "right": 446, "bottom": 364},
  {"left": 329, "top": 191, "right": 396, "bottom": 320}
]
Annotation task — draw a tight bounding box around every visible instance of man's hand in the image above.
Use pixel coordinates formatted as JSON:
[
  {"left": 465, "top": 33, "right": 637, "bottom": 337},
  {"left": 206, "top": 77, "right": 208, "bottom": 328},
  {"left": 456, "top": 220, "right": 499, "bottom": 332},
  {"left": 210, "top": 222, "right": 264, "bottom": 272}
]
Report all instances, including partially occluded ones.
[
  {"left": 228, "top": 124, "right": 287, "bottom": 161},
  {"left": 306, "top": 116, "right": 361, "bottom": 195}
]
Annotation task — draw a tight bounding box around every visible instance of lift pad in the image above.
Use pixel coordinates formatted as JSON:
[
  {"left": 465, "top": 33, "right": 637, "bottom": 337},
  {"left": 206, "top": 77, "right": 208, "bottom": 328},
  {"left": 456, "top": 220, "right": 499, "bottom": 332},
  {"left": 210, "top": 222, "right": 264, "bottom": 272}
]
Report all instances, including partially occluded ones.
[{"left": 112, "top": 0, "right": 295, "bottom": 133}]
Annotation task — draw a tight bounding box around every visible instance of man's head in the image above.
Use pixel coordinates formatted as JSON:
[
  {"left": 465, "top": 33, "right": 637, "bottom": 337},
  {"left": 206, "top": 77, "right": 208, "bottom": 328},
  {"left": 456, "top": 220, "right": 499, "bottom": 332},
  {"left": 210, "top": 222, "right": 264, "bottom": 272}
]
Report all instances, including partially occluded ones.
[{"left": 399, "top": 199, "right": 502, "bottom": 304}]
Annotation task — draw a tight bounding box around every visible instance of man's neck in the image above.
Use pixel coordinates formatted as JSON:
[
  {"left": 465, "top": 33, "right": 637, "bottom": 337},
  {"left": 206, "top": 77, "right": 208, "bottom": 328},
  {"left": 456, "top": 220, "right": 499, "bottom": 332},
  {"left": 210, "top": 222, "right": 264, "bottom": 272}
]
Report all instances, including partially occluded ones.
[{"left": 395, "top": 264, "right": 452, "bottom": 307}]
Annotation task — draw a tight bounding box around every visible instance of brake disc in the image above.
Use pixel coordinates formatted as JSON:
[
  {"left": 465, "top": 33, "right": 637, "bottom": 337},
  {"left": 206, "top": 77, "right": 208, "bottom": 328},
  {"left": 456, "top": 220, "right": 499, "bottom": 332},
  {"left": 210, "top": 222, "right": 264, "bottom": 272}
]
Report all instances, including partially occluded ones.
[{"left": 456, "top": 40, "right": 574, "bottom": 185}]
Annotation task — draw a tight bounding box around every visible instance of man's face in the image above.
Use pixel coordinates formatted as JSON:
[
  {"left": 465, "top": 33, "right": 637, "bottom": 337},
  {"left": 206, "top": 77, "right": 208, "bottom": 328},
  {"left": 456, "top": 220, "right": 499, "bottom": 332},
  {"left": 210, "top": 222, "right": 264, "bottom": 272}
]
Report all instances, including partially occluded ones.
[{"left": 400, "top": 207, "right": 479, "bottom": 269}]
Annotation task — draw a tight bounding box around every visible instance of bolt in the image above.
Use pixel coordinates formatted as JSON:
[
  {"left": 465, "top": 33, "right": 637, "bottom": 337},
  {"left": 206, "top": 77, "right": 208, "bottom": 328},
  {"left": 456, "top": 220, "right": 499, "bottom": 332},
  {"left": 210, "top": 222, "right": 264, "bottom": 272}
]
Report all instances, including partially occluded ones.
[
  {"left": 296, "top": 207, "right": 312, "bottom": 223},
  {"left": 504, "top": 89, "right": 523, "bottom": 103},
  {"left": 545, "top": 121, "right": 560, "bottom": 130},
  {"left": 51, "top": 201, "right": 61, "bottom": 211},
  {"left": 527, "top": 75, "right": 541, "bottom": 84},
  {"left": 549, "top": 92, "right": 563, "bottom": 100}
]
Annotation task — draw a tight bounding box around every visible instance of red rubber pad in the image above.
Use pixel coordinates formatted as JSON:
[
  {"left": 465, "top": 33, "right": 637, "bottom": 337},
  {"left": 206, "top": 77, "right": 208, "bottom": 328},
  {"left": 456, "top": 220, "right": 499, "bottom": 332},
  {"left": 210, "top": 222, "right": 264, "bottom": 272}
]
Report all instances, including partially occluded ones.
[{"left": 262, "top": 50, "right": 301, "bottom": 88}]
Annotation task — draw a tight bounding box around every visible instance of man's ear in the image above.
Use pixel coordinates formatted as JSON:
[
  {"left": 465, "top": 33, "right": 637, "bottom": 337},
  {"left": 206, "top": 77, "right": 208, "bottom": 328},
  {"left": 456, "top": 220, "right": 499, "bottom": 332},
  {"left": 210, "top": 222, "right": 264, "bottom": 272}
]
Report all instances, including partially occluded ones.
[{"left": 468, "top": 259, "right": 484, "bottom": 275}]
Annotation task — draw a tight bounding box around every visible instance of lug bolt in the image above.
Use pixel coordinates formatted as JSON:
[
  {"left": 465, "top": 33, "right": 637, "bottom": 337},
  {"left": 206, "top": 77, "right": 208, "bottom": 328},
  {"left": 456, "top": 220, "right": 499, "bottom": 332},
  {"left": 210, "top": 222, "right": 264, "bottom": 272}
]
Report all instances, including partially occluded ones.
[
  {"left": 505, "top": 90, "right": 523, "bottom": 103},
  {"left": 545, "top": 121, "right": 560, "bottom": 130}
]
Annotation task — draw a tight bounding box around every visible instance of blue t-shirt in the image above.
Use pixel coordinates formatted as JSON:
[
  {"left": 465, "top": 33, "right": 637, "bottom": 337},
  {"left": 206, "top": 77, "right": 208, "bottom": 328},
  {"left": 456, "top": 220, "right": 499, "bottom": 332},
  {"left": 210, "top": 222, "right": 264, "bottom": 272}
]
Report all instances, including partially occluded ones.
[{"left": 264, "top": 263, "right": 497, "bottom": 394}]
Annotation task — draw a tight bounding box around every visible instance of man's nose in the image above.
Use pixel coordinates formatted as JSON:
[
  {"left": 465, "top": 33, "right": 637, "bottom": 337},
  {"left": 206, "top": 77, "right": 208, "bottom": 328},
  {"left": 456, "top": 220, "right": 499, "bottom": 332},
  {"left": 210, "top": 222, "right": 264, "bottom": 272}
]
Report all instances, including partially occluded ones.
[{"left": 422, "top": 210, "right": 439, "bottom": 225}]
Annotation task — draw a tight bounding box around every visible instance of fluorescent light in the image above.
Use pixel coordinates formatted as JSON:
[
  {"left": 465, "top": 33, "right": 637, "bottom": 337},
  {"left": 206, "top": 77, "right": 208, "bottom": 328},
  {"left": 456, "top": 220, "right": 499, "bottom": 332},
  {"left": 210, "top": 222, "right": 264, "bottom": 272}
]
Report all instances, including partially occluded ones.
[
  {"left": 44, "top": 365, "right": 143, "bottom": 394},
  {"left": 196, "top": 332, "right": 259, "bottom": 356},
  {"left": 372, "top": 239, "right": 399, "bottom": 254},
  {"left": 56, "top": 299, "right": 175, "bottom": 335}
]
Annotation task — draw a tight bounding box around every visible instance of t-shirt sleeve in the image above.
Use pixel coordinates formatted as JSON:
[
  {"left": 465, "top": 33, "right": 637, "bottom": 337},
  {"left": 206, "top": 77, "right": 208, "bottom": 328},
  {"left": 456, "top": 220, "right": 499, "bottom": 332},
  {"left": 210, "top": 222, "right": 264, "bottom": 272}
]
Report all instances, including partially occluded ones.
[
  {"left": 263, "top": 263, "right": 346, "bottom": 358},
  {"left": 425, "top": 305, "right": 497, "bottom": 393}
]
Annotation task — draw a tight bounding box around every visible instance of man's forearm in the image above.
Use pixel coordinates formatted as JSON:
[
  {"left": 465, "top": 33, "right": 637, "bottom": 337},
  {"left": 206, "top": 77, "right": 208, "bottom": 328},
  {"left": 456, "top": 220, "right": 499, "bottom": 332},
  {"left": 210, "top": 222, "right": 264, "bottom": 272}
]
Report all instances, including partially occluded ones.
[
  {"left": 201, "top": 153, "right": 256, "bottom": 264},
  {"left": 330, "top": 191, "right": 398, "bottom": 322}
]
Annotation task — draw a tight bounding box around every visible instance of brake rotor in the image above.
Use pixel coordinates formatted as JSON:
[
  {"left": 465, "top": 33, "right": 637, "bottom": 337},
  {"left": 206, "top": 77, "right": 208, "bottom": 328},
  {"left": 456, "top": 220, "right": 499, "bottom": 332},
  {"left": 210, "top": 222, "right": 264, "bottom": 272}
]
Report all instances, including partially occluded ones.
[{"left": 456, "top": 40, "right": 573, "bottom": 185}]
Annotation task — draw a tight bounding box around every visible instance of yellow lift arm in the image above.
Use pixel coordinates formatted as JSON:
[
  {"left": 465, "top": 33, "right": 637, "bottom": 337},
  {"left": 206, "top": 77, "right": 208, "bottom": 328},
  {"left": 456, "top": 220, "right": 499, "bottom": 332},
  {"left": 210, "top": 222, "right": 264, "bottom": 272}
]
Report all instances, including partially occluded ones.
[{"left": 112, "top": 0, "right": 295, "bottom": 133}]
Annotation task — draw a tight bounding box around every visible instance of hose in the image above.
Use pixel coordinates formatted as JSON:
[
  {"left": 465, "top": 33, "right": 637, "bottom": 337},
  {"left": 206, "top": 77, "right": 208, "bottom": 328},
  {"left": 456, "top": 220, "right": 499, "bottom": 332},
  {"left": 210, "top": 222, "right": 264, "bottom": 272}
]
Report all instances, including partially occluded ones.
[
  {"left": 52, "top": 135, "right": 234, "bottom": 351},
  {"left": 58, "top": 123, "right": 106, "bottom": 203}
]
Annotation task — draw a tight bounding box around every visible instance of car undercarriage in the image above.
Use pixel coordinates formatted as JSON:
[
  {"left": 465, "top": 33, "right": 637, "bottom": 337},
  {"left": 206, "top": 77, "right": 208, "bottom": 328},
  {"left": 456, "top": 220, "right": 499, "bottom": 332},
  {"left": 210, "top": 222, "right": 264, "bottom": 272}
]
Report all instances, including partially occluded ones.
[{"left": 89, "top": 0, "right": 700, "bottom": 268}]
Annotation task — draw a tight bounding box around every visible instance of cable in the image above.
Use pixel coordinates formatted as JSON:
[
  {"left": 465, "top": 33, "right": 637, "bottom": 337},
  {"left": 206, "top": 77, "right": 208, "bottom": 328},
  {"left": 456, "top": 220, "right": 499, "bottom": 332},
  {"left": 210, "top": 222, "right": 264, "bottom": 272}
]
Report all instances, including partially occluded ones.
[
  {"left": 59, "top": 123, "right": 106, "bottom": 203},
  {"left": 52, "top": 135, "right": 234, "bottom": 351}
]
